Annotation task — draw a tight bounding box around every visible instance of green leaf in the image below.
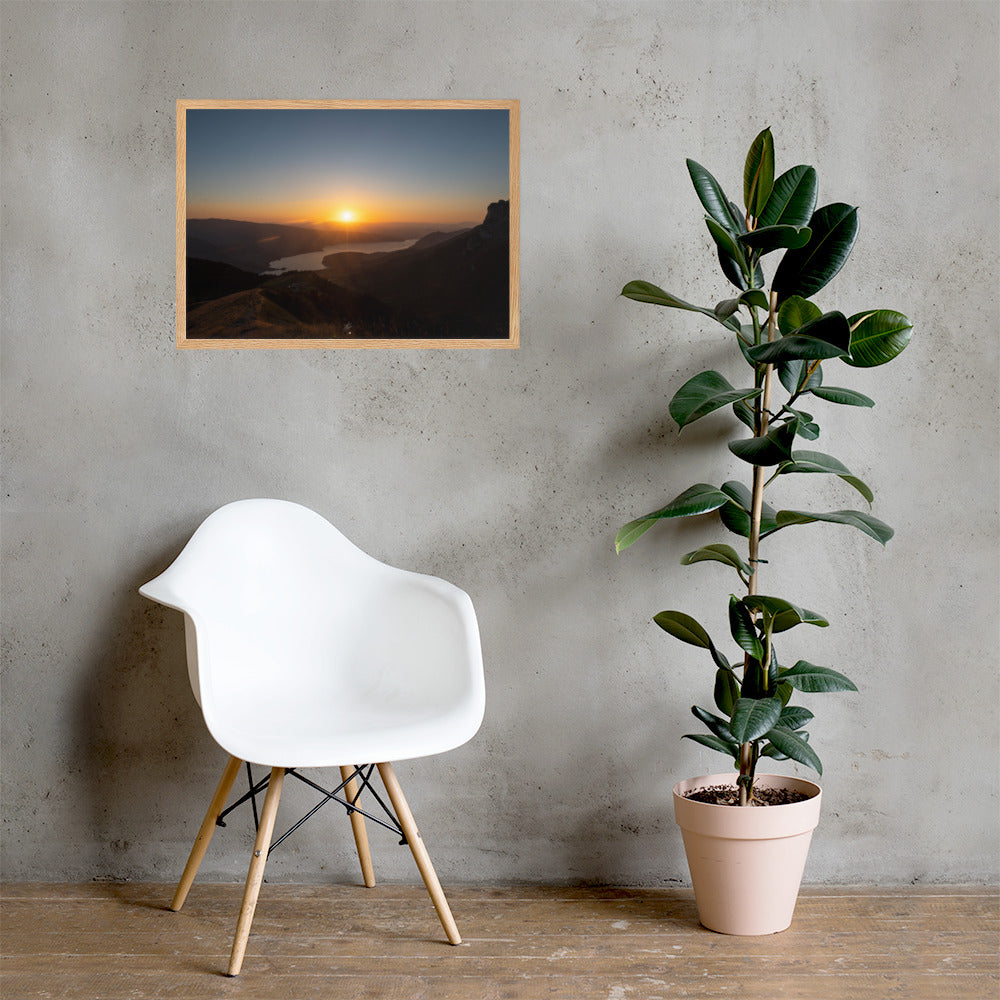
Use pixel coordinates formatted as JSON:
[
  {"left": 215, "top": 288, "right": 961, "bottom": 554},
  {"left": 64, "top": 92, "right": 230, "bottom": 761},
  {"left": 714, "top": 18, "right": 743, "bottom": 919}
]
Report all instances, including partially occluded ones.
[
  {"left": 691, "top": 704, "right": 737, "bottom": 743},
  {"left": 620, "top": 281, "right": 740, "bottom": 332},
  {"left": 736, "top": 331, "right": 757, "bottom": 368},
  {"left": 744, "top": 127, "right": 775, "bottom": 218},
  {"left": 719, "top": 502, "right": 752, "bottom": 538},
  {"left": 680, "top": 543, "right": 753, "bottom": 578},
  {"left": 783, "top": 450, "right": 852, "bottom": 475},
  {"left": 780, "top": 660, "right": 858, "bottom": 693},
  {"left": 764, "top": 726, "right": 823, "bottom": 774},
  {"left": 715, "top": 208, "right": 765, "bottom": 292},
  {"left": 776, "top": 303, "right": 827, "bottom": 395},
  {"left": 705, "top": 216, "right": 749, "bottom": 279},
  {"left": 749, "top": 335, "right": 848, "bottom": 365},
  {"left": 718, "top": 480, "right": 778, "bottom": 538},
  {"left": 761, "top": 726, "right": 810, "bottom": 761},
  {"left": 717, "top": 247, "right": 744, "bottom": 291},
  {"left": 771, "top": 609, "right": 813, "bottom": 633},
  {"left": 727, "top": 203, "right": 764, "bottom": 292},
  {"left": 758, "top": 165, "right": 818, "bottom": 229},
  {"left": 839, "top": 476, "right": 873, "bottom": 503},
  {"left": 778, "top": 705, "right": 815, "bottom": 730},
  {"left": 732, "top": 398, "right": 756, "bottom": 430},
  {"left": 614, "top": 518, "right": 656, "bottom": 553},
  {"left": 669, "top": 371, "right": 762, "bottom": 430},
  {"left": 773, "top": 508, "right": 894, "bottom": 545},
  {"left": 686, "top": 159, "right": 744, "bottom": 234},
  {"left": 730, "top": 202, "right": 749, "bottom": 235},
  {"left": 682, "top": 733, "right": 740, "bottom": 757},
  {"left": 772, "top": 203, "right": 860, "bottom": 304},
  {"left": 741, "top": 647, "right": 778, "bottom": 698},
  {"left": 844, "top": 310, "right": 913, "bottom": 368},
  {"left": 714, "top": 297, "right": 740, "bottom": 322},
  {"left": 728, "top": 420, "right": 797, "bottom": 466},
  {"left": 810, "top": 386, "right": 875, "bottom": 407},
  {"left": 738, "top": 224, "right": 811, "bottom": 256},
  {"left": 778, "top": 358, "right": 823, "bottom": 394},
  {"left": 615, "top": 484, "right": 733, "bottom": 553},
  {"left": 729, "top": 595, "right": 764, "bottom": 659},
  {"left": 777, "top": 295, "right": 823, "bottom": 336},
  {"left": 742, "top": 595, "right": 829, "bottom": 628},
  {"left": 747, "top": 311, "right": 852, "bottom": 364},
  {"left": 649, "top": 483, "right": 735, "bottom": 518},
  {"left": 739, "top": 289, "right": 770, "bottom": 311},
  {"left": 714, "top": 668, "right": 741, "bottom": 716},
  {"left": 779, "top": 450, "right": 874, "bottom": 505},
  {"left": 796, "top": 420, "right": 821, "bottom": 441},
  {"left": 708, "top": 639, "right": 732, "bottom": 672},
  {"left": 720, "top": 479, "right": 753, "bottom": 509},
  {"left": 718, "top": 246, "right": 765, "bottom": 292},
  {"left": 730, "top": 697, "right": 782, "bottom": 743},
  {"left": 654, "top": 610, "right": 713, "bottom": 649}
]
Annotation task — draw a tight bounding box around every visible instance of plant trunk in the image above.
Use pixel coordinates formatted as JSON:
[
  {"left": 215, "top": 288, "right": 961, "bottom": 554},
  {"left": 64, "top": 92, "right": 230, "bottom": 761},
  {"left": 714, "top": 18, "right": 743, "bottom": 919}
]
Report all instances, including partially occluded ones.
[{"left": 739, "top": 289, "right": 779, "bottom": 806}]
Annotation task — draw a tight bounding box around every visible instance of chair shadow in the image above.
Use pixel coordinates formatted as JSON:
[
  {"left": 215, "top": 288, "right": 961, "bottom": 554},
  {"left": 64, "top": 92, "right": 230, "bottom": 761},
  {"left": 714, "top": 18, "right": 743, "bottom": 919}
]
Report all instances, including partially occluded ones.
[{"left": 72, "top": 541, "right": 219, "bottom": 885}]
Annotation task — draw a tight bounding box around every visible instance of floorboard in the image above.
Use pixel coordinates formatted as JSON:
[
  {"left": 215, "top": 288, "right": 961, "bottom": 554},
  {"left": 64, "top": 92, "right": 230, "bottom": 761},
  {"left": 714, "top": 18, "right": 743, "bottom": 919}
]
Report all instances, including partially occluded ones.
[{"left": 2, "top": 883, "right": 997, "bottom": 999}]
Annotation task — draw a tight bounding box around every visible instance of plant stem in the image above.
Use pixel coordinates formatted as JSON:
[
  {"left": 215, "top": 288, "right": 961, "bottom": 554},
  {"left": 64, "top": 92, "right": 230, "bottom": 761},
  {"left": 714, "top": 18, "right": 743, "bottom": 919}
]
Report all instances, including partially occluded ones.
[
  {"left": 747, "top": 292, "right": 777, "bottom": 592},
  {"left": 762, "top": 620, "right": 773, "bottom": 690},
  {"left": 738, "top": 742, "right": 754, "bottom": 805},
  {"left": 740, "top": 289, "right": 779, "bottom": 806}
]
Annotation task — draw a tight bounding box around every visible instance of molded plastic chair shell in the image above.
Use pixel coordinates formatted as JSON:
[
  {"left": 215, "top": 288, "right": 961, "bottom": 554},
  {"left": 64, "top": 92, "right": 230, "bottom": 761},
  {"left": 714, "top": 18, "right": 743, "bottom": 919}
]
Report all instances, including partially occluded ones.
[{"left": 140, "top": 499, "right": 485, "bottom": 769}]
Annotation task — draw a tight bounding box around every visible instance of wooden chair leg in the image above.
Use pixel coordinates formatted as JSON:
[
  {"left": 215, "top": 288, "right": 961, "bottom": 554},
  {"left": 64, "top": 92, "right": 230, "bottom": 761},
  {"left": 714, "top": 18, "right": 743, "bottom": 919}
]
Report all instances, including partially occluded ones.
[
  {"left": 227, "top": 766, "right": 285, "bottom": 977},
  {"left": 340, "top": 765, "right": 375, "bottom": 888},
  {"left": 376, "top": 762, "right": 461, "bottom": 945},
  {"left": 170, "top": 754, "right": 243, "bottom": 912}
]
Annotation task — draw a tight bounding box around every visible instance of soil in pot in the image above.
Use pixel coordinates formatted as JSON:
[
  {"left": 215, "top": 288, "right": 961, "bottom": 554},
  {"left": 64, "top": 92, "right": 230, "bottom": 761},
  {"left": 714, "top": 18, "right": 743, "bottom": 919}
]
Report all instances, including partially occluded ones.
[{"left": 683, "top": 784, "right": 810, "bottom": 806}]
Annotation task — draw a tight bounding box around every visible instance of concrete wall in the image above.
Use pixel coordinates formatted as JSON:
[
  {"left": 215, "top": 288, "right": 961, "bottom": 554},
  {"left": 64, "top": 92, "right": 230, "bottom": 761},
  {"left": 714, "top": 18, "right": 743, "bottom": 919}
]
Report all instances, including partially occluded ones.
[{"left": 2, "top": 0, "right": 997, "bottom": 886}]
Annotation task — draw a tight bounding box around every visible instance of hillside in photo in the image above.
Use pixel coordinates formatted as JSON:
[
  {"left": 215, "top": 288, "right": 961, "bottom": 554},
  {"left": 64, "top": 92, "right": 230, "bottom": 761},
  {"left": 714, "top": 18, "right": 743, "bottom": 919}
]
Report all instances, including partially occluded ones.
[
  {"left": 187, "top": 219, "right": 344, "bottom": 273},
  {"left": 319, "top": 201, "right": 510, "bottom": 339}
]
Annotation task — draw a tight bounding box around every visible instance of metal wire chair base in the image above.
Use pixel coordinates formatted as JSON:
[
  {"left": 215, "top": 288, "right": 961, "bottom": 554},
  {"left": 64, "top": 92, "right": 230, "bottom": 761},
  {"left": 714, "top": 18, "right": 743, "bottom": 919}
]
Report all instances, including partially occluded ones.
[{"left": 216, "top": 762, "right": 407, "bottom": 854}]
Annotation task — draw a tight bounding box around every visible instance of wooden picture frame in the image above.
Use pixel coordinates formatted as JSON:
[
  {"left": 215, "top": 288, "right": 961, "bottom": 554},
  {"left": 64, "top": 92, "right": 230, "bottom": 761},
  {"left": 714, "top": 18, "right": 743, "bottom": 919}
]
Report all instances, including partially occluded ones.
[{"left": 176, "top": 99, "right": 519, "bottom": 349}]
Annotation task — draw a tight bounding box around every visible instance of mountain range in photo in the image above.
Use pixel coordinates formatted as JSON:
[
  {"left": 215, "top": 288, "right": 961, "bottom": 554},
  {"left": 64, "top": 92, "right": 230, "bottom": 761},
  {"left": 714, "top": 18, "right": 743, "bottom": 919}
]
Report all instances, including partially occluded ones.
[{"left": 184, "top": 200, "right": 511, "bottom": 341}]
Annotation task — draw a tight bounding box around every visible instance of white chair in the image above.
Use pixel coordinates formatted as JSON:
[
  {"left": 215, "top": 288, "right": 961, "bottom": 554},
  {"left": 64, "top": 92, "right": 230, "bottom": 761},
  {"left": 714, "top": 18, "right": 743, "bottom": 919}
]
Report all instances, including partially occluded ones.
[{"left": 139, "top": 499, "right": 485, "bottom": 976}]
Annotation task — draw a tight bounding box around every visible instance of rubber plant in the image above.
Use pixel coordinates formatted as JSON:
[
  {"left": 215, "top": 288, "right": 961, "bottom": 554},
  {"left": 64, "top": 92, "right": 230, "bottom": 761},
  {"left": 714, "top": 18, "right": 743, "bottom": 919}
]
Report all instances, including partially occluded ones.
[{"left": 617, "top": 129, "right": 912, "bottom": 806}]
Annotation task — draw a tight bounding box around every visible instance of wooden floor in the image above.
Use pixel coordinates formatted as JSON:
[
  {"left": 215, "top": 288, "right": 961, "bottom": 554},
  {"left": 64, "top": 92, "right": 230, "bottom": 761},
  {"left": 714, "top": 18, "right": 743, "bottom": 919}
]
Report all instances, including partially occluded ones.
[{"left": 1, "top": 882, "right": 997, "bottom": 999}]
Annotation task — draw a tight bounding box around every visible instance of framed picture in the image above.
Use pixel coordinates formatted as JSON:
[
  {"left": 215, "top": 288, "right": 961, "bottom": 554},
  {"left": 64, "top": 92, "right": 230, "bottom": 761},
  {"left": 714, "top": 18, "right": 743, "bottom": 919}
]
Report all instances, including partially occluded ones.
[{"left": 176, "top": 99, "right": 519, "bottom": 349}]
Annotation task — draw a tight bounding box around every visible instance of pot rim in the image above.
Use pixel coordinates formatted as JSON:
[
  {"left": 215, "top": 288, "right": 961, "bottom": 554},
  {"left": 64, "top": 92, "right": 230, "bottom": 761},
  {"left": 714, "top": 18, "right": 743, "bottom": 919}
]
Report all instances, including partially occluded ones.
[{"left": 673, "top": 772, "right": 822, "bottom": 839}]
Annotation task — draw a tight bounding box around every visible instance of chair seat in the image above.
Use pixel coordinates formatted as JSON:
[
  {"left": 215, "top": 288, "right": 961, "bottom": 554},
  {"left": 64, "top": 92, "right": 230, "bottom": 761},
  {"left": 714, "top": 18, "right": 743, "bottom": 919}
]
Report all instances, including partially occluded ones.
[{"left": 206, "top": 685, "right": 480, "bottom": 768}]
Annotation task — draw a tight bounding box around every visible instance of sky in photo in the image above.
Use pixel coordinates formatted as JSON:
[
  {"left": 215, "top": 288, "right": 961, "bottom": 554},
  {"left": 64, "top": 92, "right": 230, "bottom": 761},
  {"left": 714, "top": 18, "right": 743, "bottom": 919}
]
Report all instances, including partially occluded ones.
[{"left": 185, "top": 106, "right": 510, "bottom": 225}]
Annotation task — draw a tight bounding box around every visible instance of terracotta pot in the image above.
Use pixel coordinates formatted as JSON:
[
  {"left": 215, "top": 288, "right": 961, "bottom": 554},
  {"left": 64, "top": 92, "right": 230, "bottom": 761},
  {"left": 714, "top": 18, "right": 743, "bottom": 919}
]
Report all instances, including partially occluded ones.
[{"left": 673, "top": 772, "right": 822, "bottom": 935}]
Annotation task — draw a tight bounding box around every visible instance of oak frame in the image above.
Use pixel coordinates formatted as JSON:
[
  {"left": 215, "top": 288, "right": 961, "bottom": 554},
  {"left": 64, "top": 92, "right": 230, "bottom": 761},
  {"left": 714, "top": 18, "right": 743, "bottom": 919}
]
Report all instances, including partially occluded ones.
[{"left": 176, "top": 99, "right": 519, "bottom": 349}]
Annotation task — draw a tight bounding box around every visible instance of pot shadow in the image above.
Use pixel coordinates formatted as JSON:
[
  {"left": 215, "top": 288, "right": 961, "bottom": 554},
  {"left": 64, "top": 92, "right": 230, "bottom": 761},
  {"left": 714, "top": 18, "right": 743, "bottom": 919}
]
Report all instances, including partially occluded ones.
[{"left": 603, "top": 887, "right": 701, "bottom": 929}]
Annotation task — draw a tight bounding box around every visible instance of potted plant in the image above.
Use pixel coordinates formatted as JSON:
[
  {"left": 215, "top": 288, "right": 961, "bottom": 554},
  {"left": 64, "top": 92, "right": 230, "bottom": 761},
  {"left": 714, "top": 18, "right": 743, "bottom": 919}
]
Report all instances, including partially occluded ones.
[{"left": 617, "top": 128, "right": 912, "bottom": 934}]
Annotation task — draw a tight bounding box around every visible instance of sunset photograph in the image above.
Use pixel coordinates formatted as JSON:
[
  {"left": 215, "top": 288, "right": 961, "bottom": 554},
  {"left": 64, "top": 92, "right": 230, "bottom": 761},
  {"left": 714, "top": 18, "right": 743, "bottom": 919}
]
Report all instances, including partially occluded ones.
[{"left": 178, "top": 100, "right": 518, "bottom": 346}]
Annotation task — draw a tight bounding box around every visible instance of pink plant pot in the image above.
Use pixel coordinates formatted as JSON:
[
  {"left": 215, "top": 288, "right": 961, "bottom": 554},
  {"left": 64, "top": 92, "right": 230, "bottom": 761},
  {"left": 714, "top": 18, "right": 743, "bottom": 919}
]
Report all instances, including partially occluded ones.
[{"left": 673, "top": 772, "right": 822, "bottom": 935}]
